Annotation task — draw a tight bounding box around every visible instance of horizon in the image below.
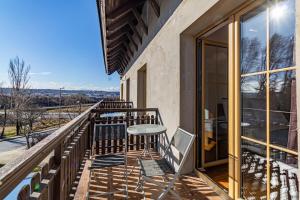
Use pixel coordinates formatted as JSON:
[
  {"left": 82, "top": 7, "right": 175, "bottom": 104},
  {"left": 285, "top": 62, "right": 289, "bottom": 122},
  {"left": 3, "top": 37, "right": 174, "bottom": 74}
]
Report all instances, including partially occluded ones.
[
  {"left": 0, "top": 0, "right": 120, "bottom": 91},
  {"left": 0, "top": 87, "right": 119, "bottom": 93}
]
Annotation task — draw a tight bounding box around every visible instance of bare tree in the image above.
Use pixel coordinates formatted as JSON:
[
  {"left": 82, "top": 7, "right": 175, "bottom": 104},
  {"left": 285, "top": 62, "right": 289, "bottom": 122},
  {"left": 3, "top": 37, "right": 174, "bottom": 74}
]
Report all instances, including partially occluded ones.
[
  {"left": 0, "top": 83, "right": 9, "bottom": 138},
  {"left": 21, "top": 106, "right": 45, "bottom": 148},
  {"left": 8, "top": 56, "right": 31, "bottom": 136}
]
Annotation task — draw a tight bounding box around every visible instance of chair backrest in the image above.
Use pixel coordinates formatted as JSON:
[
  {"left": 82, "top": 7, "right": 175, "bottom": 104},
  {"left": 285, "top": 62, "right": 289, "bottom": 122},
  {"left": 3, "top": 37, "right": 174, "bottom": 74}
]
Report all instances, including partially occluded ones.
[
  {"left": 164, "top": 128, "right": 195, "bottom": 173},
  {"left": 93, "top": 123, "right": 127, "bottom": 154}
]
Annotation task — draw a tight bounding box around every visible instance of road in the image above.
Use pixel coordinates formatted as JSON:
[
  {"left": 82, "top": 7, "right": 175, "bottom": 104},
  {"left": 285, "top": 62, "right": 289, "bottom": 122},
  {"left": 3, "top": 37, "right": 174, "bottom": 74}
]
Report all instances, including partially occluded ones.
[{"left": 0, "top": 128, "right": 57, "bottom": 153}]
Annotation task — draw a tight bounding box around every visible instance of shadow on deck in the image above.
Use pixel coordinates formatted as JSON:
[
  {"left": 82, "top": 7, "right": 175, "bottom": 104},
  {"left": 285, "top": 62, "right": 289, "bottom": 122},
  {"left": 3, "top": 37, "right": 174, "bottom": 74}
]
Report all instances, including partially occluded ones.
[{"left": 75, "top": 151, "right": 222, "bottom": 200}]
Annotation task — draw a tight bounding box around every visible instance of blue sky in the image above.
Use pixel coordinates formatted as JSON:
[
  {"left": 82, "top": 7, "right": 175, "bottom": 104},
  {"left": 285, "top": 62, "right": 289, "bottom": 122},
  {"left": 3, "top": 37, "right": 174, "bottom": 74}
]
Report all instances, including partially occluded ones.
[{"left": 0, "top": 0, "right": 119, "bottom": 91}]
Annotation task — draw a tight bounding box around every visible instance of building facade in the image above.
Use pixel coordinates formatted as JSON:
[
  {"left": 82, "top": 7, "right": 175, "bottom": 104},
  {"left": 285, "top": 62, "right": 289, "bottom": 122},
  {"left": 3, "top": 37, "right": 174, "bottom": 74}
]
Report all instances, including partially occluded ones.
[{"left": 98, "top": 0, "right": 299, "bottom": 199}]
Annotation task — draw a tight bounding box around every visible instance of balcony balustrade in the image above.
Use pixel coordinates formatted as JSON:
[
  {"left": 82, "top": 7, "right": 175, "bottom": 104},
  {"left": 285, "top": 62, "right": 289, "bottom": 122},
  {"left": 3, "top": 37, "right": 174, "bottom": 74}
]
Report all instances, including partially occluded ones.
[
  {"left": 0, "top": 100, "right": 220, "bottom": 199},
  {"left": 0, "top": 101, "right": 160, "bottom": 199}
]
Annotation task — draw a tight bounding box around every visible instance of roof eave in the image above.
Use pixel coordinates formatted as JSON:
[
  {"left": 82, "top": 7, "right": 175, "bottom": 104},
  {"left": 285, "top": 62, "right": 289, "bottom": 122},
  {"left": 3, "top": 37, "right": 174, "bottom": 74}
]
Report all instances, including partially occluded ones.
[{"left": 96, "top": 0, "right": 110, "bottom": 75}]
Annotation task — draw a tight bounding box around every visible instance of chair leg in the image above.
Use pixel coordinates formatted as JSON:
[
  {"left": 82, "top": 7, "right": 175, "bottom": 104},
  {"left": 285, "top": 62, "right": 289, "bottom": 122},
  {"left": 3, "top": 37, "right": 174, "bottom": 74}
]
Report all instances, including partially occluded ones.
[
  {"left": 141, "top": 177, "right": 146, "bottom": 200},
  {"left": 157, "top": 190, "right": 169, "bottom": 200},
  {"left": 143, "top": 176, "right": 182, "bottom": 200},
  {"left": 135, "top": 167, "right": 143, "bottom": 191},
  {"left": 169, "top": 189, "right": 182, "bottom": 200}
]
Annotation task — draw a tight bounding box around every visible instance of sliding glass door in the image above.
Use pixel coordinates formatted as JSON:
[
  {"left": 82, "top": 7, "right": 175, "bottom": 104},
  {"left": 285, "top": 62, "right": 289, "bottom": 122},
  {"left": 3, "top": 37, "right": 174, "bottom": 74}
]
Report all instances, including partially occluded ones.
[{"left": 196, "top": 1, "right": 298, "bottom": 199}]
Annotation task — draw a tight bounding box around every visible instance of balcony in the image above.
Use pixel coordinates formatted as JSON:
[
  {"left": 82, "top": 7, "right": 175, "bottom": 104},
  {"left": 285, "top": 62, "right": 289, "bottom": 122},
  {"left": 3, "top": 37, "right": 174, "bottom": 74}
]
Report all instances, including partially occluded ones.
[{"left": 0, "top": 101, "right": 221, "bottom": 200}]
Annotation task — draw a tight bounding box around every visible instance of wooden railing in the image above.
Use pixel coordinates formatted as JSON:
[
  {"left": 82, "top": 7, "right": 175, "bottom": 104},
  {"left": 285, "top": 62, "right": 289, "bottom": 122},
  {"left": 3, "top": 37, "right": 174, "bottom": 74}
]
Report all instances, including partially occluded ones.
[
  {"left": 91, "top": 108, "right": 162, "bottom": 154},
  {"left": 0, "top": 102, "right": 100, "bottom": 199},
  {"left": 0, "top": 102, "right": 162, "bottom": 199}
]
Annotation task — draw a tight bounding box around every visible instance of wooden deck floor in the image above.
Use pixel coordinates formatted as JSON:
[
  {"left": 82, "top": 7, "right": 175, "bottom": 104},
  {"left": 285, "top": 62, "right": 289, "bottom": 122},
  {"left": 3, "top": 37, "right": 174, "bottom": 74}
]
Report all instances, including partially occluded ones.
[
  {"left": 204, "top": 164, "right": 229, "bottom": 191},
  {"left": 75, "top": 151, "right": 222, "bottom": 200}
]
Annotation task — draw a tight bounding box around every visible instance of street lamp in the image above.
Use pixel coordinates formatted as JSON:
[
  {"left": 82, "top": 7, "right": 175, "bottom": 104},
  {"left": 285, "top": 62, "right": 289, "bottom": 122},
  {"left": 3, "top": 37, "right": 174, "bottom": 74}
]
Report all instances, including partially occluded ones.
[{"left": 59, "top": 87, "right": 64, "bottom": 127}]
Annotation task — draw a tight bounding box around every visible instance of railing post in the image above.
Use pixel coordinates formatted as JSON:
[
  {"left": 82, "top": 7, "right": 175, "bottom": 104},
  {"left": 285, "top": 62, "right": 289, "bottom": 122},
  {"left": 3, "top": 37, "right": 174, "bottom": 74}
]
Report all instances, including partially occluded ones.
[
  {"left": 53, "top": 143, "right": 64, "bottom": 200},
  {"left": 89, "top": 114, "right": 95, "bottom": 150}
]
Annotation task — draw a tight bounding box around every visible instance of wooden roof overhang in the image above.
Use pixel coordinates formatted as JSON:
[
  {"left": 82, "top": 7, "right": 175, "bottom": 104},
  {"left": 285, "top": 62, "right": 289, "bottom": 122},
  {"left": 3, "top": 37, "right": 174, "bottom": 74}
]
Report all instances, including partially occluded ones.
[{"left": 97, "top": 0, "right": 160, "bottom": 75}]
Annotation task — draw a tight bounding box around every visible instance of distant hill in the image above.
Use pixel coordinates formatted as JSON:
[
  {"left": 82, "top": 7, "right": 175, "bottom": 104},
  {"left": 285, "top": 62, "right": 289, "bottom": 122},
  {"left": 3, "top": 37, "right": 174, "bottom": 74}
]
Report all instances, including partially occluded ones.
[{"left": 1, "top": 88, "right": 119, "bottom": 98}]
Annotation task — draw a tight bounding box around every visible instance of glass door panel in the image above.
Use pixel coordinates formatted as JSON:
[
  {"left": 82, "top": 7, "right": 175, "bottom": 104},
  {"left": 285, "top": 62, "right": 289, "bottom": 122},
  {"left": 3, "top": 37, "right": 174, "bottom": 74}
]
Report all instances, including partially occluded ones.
[
  {"left": 239, "top": 0, "right": 298, "bottom": 199},
  {"left": 203, "top": 42, "right": 228, "bottom": 166}
]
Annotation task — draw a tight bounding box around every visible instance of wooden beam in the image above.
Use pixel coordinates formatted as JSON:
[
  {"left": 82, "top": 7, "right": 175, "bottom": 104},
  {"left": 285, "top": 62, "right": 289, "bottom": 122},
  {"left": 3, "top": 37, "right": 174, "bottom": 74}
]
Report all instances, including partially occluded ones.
[
  {"left": 117, "top": 67, "right": 123, "bottom": 74},
  {"left": 125, "top": 54, "right": 131, "bottom": 64},
  {"left": 132, "top": 8, "right": 148, "bottom": 34},
  {"left": 107, "top": 26, "right": 130, "bottom": 41},
  {"left": 108, "top": 62, "right": 120, "bottom": 70},
  {"left": 129, "top": 22, "right": 142, "bottom": 44},
  {"left": 107, "top": 48, "right": 125, "bottom": 58},
  {"left": 107, "top": 54, "right": 122, "bottom": 62},
  {"left": 110, "top": 60, "right": 121, "bottom": 68},
  {"left": 119, "top": 63, "right": 125, "bottom": 72},
  {"left": 107, "top": 0, "right": 145, "bottom": 20},
  {"left": 128, "top": 45, "right": 134, "bottom": 57},
  {"left": 107, "top": 54, "right": 121, "bottom": 62},
  {"left": 148, "top": 0, "right": 160, "bottom": 17},
  {"left": 107, "top": 53, "right": 121, "bottom": 63},
  {"left": 108, "top": 59, "right": 121, "bottom": 66},
  {"left": 107, "top": 35, "right": 128, "bottom": 49},
  {"left": 126, "top": 50, "right": 132, "bottom": 62},
  {"left": 126, "top": 33, "right": 138, "bottom": 50},
  {"left": 122, "top": 53, "right": 129, "bottom": 64},
  {"left": 121, "top": 58, "right": 127, "bottom": 69},
  {"left": 107, "top": 42, "right": 127, "bottom": 52},
  {"left": 107, "top": 14, "right": 134, "bottom": 32}
]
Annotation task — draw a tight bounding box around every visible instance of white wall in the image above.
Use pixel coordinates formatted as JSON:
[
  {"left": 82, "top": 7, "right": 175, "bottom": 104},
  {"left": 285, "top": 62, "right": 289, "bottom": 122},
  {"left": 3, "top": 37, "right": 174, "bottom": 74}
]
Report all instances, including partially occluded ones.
[
  {"left": 296, "top": 0, "right": 300, "bottom": 189},
  {"left": 121, "top": 0, "right": 227, "bottom": 173}
]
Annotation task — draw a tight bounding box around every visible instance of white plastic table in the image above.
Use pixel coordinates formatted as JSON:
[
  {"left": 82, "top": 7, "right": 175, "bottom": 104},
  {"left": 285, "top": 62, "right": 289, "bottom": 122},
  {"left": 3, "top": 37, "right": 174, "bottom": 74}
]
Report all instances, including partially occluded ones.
[{"left": 127, "top": 124, "right": 167, "bottom": 159}]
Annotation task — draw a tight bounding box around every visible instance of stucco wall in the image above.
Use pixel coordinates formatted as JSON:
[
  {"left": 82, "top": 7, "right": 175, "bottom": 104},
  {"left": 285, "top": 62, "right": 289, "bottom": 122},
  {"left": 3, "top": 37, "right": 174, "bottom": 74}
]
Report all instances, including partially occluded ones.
[
  {"left": 120, "top": 0, "right": 251, "bottom": 173},
  {"left": 296, "top": 0, "right": 300, "bottom": 188},
  {"left": 121, "top": 0, "right": 222, "bottom": 173}
]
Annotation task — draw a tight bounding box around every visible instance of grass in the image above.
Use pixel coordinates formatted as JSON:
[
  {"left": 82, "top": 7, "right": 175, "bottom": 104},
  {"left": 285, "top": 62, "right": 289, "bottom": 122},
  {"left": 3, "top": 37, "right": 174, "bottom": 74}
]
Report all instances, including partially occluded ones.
[
  {"left": 1, "top": 105, "right": 90, "bottom": 138},
  {"left": 47, "top": 105, "right": 90, "bottom": 113},
  {"left": 3, "top": 126, "right": 16, "bottom": 138},
  {"left": 3, "top": 118, "right": 69, "bottom": 138}
]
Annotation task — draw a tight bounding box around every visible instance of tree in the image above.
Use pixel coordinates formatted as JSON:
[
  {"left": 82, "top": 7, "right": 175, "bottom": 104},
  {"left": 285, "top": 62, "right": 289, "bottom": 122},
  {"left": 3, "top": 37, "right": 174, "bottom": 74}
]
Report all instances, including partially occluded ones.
[
  {"left": 8, "top": 56, "right": 31, "bottom": 136},
  {"left": 21, "top": 105, "right": 45, "bottom": 148},
  {"left": 0, "top": 83, "right": 9, "bottom": 138}
]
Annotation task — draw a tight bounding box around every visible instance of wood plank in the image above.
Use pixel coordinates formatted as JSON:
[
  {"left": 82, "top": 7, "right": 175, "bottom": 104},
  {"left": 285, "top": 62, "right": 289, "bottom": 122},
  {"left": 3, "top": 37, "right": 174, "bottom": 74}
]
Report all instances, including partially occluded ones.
[
  {"left": 129, "top": 21, "right": 142, "bottom": 44},
  {"left": 132, "top": 8, "right": 148, "bottom": 34},
  {"left": 106, "top": 0, "right": 145, "bottom": 20},
  {"left": 148, "top": 0, "right": 160, "bottom": 17},
  {"left": 126, "top": 33, "right": 138, "bottom": 50},
  {"left": 84, "top": 151, "right": 222, "bottom": 200}
]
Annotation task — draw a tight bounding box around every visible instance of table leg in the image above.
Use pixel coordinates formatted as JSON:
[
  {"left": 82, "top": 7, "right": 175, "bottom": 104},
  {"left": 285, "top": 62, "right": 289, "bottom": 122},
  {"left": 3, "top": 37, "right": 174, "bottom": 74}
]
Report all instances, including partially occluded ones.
[{"left": 140, "top": 135, "right": 153, "bottom": 159}]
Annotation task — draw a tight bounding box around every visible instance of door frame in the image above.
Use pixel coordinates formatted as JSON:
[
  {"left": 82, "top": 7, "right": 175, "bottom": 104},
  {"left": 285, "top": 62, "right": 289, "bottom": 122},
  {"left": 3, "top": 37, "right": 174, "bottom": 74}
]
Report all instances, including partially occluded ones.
[
  {"left": 195, "top": 15, "right": 242, "bottom": 199},
  {"left": 195, "top": 0, "right": 298, "bottom": 199},
  {"left": 194, "top": 13, "right": 240, "bottom": 200}
]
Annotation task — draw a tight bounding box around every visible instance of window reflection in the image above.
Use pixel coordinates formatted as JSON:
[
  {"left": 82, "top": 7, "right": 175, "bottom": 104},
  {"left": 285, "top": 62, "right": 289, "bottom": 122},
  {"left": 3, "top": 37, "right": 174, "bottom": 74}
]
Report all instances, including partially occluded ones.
[
  {"left": 241, "top": 75, "right": 266, "bottom": 141},
  {"left": 270, "top": 70, "right": 297, "bottom": 151},
  {"left": 241, "top": 7, "right": 266, "bottom": 74},
  {"left": 270, "top": 148, "right": 298, "bottom": 199},
  {"left": 241, "top": 140, "right": 267, "bottom": 199},
  {"left": 270, "top": 0, "right": 295, "bottom": 69},
  {"left": 240, "top": 0, "right": 297, "bottom": 198}
]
